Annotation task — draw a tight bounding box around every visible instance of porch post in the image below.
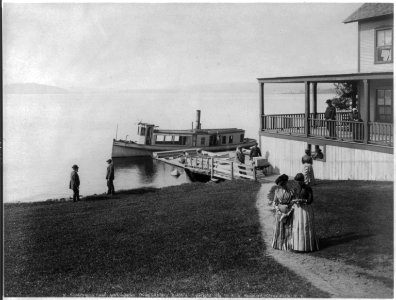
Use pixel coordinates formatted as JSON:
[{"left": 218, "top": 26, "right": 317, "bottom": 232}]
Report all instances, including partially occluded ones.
[
  {"left": 305, "top": 81, "right": 310, "bottom": 137},
  {"left": 363, "top": 79, "right": 370, "bottom": 144},
  {"left": 312, "top": 82, "right": 318, "bottom": 128},
  {"left": 312, "top": 82, "right": 317, "bottom": 116},
  {"left": 259, "top": 82, "right": 264, "bottom": 130}
]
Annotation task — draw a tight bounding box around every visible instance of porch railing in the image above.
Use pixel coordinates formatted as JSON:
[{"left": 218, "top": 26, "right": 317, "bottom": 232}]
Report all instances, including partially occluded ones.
[
  {"left": 308, "top": 119, "right": 365, "bottom": 143},
  {"left": 261, "top": 113, "right": 393, "bottom": 147},
  {"left": 369, "top": 122, "right": 394, "bottom": 146}
]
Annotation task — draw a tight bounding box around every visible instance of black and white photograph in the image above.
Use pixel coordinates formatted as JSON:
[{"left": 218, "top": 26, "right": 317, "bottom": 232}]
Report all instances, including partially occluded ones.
[{"left": 3, "top": 1, "right": 394, "bottom": 298}]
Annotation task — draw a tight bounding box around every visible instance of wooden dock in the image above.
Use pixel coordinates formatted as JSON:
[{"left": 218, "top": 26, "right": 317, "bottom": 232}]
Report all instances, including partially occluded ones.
[{"left": 153, "top": 149, "right": 271, "bottom": 182}]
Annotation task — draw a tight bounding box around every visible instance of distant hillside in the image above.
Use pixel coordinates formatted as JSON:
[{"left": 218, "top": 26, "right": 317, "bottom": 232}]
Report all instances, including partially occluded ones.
[
  {"left": 3, "top": 82, "right": 336, "bottom": 95},
  {"left": 4, "top": 83, "right": 68, "bottom": 94}
]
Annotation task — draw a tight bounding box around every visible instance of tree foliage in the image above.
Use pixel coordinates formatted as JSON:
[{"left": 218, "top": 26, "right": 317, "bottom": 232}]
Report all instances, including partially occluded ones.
[{"left": 331, "top": 82, "right": 358, "bottom": 111}]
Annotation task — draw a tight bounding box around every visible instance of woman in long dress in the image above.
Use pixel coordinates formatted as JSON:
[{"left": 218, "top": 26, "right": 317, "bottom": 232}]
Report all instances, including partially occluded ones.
[
  {"left": 302, "top": 150, "right": 315, "bottom": 186},
  {"left": 272, "top": 174, "right": 294, "bottom": 250},
  {"left": 291, "top": 173, "right": 320, "bottom": 252}
]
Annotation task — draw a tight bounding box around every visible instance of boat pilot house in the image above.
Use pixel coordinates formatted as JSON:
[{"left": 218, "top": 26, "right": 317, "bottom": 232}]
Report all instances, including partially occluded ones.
[{"left": 258, "top": 3, "right": 393, "bottom": 181}]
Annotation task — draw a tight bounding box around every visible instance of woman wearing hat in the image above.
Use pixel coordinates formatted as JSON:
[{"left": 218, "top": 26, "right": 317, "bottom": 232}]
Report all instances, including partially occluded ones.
[
  {"left": 290, "top": 173, "right": 319, "bottom": 252},
  {"left": 271, "top": 174, "right": 294, "bottom": 251}
]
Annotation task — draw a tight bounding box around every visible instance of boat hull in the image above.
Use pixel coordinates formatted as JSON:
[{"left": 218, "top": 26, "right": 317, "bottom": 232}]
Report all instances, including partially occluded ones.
[{"left": 112, "top": 139, "right": 257, "bottom": 158}]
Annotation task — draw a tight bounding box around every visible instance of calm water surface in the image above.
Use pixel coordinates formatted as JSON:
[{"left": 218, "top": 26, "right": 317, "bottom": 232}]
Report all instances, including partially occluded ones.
[{"left": 4, "top": 90, "right": 334, "bottom": 202}]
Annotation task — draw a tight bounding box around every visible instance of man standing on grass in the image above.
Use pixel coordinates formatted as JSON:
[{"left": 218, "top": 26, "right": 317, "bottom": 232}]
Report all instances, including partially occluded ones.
[
  {"left": 69, "top": 164, "right": 80, "bottom": 202},
  {"left": 106, "top": 159, "right": 115, "bottom": 195}
]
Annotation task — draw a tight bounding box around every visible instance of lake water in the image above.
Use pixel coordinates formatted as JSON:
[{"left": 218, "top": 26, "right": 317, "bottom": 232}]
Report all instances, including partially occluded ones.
[{"left": 3, "top": 90, "right": 333, "bottom": 202}]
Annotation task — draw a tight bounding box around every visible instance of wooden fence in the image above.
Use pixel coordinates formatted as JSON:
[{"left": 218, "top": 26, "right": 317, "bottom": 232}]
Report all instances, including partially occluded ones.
[{"left": 185, "top": 156, "right": 257, "bottom": 180}]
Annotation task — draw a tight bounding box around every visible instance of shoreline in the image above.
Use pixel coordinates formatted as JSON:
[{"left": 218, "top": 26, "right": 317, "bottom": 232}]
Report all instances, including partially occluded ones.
[{"left": 5, "top": 176, "right": 393, "bottom": 206}]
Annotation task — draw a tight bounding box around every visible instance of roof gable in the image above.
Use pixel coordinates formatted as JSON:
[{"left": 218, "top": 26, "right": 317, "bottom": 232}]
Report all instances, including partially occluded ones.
[{"left": 344, "top": 3, "right": 393, "bottom": 23}]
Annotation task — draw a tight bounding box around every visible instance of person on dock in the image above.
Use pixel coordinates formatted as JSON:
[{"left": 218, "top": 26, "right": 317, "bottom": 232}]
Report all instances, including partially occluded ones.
[
  {"left": 249, "top": 142, "right": 262, "bottom": 160},
  {"left": 69, "top": 164, "right": 80, "bottom": 202},
  {"left": 235, "top": 146, "right": 245, "bottom": 164},
  {"left": 324, "top": 99, "right": 337, "bottom": 138},
  {"left": 290, "top": 173, "right": 320, "bottom": 252},
  {"left": 272, "top": 174, "right": 294, "bottom": 251},
  {"left": 106, "top": 159, "right": 115, "bottom": 195}
]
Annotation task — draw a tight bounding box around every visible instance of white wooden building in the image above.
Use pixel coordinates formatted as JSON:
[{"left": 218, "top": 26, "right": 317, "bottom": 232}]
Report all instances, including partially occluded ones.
[{"left": 258, "top": 3, "right": 393, "bottom": 181}]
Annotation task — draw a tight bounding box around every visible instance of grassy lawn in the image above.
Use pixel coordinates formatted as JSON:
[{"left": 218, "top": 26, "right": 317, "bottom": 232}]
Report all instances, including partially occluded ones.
[
  {"left": 311, "top": 180, "right": 394, "bottom": 288},
  {"left": 4, "top": 180, "right": 328, "bottom": 297}
]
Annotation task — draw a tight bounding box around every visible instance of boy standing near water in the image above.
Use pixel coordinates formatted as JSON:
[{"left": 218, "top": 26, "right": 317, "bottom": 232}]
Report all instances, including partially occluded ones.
[
  {"left": 106, "top": 159, "right": 115, "bottom": 195},
  {"left": 69, "top": 165, "right": 80, "bottom": 202}
]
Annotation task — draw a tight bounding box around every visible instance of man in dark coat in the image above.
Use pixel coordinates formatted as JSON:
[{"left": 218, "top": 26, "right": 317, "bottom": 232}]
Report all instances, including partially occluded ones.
[
  {"left": 106, "top": 159, "right": 115, "bottom": 195},
  {"left": 69, "top": 164, "right": 80, "bottom": 202},
  {"left": 324, "top": 99, "right": 337, "bottom": 138},
  {"left": 249, "top": 142, "right": 262, "bottom": 160}
]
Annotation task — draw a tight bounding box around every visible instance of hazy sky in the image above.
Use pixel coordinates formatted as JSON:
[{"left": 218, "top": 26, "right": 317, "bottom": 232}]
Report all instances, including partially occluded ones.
[{"left": 3, "top": 2, "right": 362, "bottom": 90}]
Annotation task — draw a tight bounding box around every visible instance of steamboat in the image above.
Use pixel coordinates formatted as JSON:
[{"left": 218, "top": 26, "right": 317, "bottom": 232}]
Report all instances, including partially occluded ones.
[{"left": 112, "top": 110, "right": 256, "bottom": 157}]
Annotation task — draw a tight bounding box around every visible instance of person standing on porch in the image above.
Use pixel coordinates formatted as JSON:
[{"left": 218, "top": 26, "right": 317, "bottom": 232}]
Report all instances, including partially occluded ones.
[
  {"left": 324, "top": 99, "right": 337, "bottom": 138},
  {"left": 349, "top": 107, "right": 363, "bottom": 141}
]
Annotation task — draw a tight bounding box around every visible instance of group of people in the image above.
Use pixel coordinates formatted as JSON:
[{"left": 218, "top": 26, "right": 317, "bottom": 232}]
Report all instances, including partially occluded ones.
[
  {"left": 325, "top": 99, "right": 363, "bottom": 141},
  {"left": 69, "top": 158, "right": 115, "bottom": 202},
  {"left": 235, "top": 142, "right": 262, "bottom": 164},
  {"left": 270, "top": 147, "right": 318, "bottom": 252},
  {"left": 271, "top": 173, "right": 319, "bottom": 252}
]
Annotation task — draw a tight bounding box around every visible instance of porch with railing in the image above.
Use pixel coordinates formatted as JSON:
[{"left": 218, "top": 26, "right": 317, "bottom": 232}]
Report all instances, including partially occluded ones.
[{"left": 261, "top": 113, "right": 393, "bottom": 147}]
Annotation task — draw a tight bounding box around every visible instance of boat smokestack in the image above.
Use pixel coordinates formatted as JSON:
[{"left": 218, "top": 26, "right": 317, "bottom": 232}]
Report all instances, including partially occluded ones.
[{"left": 195, "top": 110, "right": 201, "bottom": 130}]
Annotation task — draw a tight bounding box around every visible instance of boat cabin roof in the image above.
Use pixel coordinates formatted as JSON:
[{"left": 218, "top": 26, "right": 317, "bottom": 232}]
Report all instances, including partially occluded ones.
[
  {"left": 155, "top": 128, "right": 244, "bottom": 135},
  {"left": 138, "top": 122, "right": 156, "bottom": 127}
]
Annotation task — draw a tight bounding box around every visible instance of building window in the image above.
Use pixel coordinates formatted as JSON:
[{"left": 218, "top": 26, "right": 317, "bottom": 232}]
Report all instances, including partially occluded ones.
[
  {"left": 376, "top": 89, "right": 393, "bottom": 123},
  {"left": 229, "top": 136, "right": 233, "bottom": 144},
  {"left": 222, "top": 136, "right": 226, "bottom": 144},
  {"left": 180, "top": 136, "right": 187, "bottom": 145},
  {"left": 308, "top": 143, "right": 325, "bottom": 162},
  {"left": 200, "top": 137, "right": 205, "bottom": 145},
  {"left": 375, "top": 28, "right": 393, "bottom": 64},
  {"left": 240, "top": 134, "right": 244, "bottom": 142},
  {"left": 155, "top": 135, "right": 165, "bottom": 143}
]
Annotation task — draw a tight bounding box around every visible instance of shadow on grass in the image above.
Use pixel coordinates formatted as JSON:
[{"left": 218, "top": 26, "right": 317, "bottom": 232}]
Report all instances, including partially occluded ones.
[
  {"left": 319, "top": 232, "right": 374, "bottom": 249},
  {"left": 83, "top": 187, "right": 158, "bottom": 201}
]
